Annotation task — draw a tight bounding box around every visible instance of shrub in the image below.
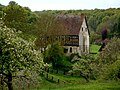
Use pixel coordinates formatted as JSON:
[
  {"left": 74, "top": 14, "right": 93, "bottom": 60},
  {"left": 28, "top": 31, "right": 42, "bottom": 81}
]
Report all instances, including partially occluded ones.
[
  {"left": 43, "top": 42, "right": 64, "bottom": 69},
  {"left": 71, "top": 54, "right": 98, "bottom": 82},
  {"left": 98, "top": 37, "right": 120, "bottom": 80},
  {"left": 98, "top": 37, "right": 120, "bottom": 65},
  {"left": 100, "top": 60, "right": 120, "bottom": 80}
]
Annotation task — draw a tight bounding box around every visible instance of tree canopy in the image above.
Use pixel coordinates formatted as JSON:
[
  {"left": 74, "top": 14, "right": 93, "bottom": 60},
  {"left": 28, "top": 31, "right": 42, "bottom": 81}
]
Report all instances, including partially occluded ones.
[
  {"left": 0, "top": 21, "right": 43, "bottom": 90},
  {"left": 2, "top": 1, "right": 37, "bottom": 39}
]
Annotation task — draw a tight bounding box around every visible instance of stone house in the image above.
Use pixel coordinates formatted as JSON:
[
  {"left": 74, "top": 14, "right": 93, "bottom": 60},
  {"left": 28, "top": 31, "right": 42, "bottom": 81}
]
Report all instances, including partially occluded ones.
[{"left": 58, "top": 14, "right": 90, "bottom": 55}]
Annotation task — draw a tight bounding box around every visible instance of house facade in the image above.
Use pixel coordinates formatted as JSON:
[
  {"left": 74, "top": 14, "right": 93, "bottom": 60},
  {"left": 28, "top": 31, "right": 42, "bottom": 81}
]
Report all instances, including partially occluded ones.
[{"left": 59, "top": 14, "right": 90, "bottom": 55}]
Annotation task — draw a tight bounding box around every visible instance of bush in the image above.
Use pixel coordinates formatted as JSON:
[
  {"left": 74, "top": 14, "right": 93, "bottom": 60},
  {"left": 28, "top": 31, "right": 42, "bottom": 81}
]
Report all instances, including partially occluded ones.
[
  {"left": 98, "top": 37, "right": 120, "bottom": 65},
  {"left": 43, "top": 42, "right": 64, "bottom": 69},
  {"left": 71, "top": 54, "right": 98, "bottom": 82},
  {"left": 100, "top": 60, "right": 120, "bottom": 80},
  {"left": 98, "top": 38, "right": 120, "bottom": 80}
]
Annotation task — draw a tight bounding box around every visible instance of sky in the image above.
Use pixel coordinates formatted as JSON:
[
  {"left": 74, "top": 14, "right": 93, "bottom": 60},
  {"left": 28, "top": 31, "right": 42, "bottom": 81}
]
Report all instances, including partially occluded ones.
[{"left": 0, "top": 0, "right": 120, "bottom": 11}]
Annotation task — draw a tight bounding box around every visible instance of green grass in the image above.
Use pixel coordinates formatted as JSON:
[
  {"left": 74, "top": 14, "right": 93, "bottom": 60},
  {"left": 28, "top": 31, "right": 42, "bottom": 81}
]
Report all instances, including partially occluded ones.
[
  {"left": 31, "top": 78, "right": 120, "bottom": 90},
  {"left": 50, "top": 73, "right": 86, "bottom": 83},
  {"left": 90, "top": 44, "right": 101, "bottom": 53},
  {"left": 30, "top": 73, "right": 86, "bottom": 90},
  {"left": 31, "top": 73, "right": 120, "bottom": 90},
  {"left": 55, "top": 81, "right": 120, "bottom": 90}
]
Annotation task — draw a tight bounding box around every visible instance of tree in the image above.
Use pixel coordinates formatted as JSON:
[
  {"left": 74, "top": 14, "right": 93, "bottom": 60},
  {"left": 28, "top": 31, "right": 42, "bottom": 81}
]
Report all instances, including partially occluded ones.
[
  {"left": 3, "top": 1, "right": 28, "bottom": 31},
  {"left": 2, "top": 1, "right": 38, "bottom": 41},
  {"left": 100, "top": 60, "right": 120, "bottom": 80},
  {"left": 35, "top": 13, "right": 67, "bottom": 49},
  {"left": 98, "top": 38, "right": 120, "bottom": 80},
  {"left": 98, "top": 37, "right": 120, "bottom": 65},
  {"left": 0, "top": 22, "right": 43, "bottom": 90},
  {"left": 0, "top": 4, "right": 4, "bottom": 19},
  {"left": 44, "top": 42, "right": 64, "bottom": 69},
  {"left": 2, "top": 1, "right": 37, "bottom": 35},
  {"left": 71, "top": 55, "right": 97, "bottom": 82}
]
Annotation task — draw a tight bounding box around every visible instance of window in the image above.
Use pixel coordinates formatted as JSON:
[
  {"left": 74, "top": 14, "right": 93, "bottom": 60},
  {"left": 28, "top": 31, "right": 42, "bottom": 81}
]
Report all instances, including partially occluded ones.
[
  {"left": 64, "top": 48, "right": 68, "bottom": 53},
  {"left": 82, "top": 27, "right": 83, "bottom": 31},
  {"left": 70, "top": 47, "right": 72, "bottom": 53}
]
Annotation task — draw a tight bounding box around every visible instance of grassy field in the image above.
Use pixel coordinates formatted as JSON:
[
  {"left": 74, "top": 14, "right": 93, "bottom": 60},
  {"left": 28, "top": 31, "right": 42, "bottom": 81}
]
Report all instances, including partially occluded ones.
[
  {"left": 90, "top": 44, "right": 101, "bottom": 53},
  {"left": 55, "top": 81, "right": 120, "bottom": 90},
  {"left": 31, "top": 79, "right": 120, "bottom": 90},
  {"left": 31, "top": 74, "right": 120, "bottom": 90}
]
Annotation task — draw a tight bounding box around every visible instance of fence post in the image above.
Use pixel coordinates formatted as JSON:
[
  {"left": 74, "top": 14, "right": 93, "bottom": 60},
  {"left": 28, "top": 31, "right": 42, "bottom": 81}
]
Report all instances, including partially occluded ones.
[
  {"left": 58, "top": 79, "right": 59, "bottom": 84},
  {"left": 46, "top": 73, "right": 48, "bottom": 79},
  {"left": 51, "top": 76, "right": 53, "bottom": 80}
]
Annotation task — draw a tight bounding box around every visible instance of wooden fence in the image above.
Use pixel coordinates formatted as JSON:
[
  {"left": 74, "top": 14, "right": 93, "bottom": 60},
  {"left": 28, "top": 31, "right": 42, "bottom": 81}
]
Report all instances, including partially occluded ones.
[
  {"left": 40, "top": 71, "right": 66, "bottom": 84},
  {"left": 40, "top": 67, "right": 82, "bottom": 84},
  {"left": 42, "top": 67, "right": 78, "bottom": 76}
]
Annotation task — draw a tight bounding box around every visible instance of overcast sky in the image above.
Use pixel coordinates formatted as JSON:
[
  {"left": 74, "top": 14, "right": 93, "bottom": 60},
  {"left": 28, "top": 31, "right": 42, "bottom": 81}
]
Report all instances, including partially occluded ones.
[{"left": 1, "top": 0, "right": 120, "bottom": 11}]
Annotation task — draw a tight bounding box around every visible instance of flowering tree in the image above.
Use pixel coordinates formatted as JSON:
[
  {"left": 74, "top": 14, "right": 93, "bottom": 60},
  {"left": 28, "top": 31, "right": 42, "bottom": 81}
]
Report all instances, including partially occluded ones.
[
  {"left": 0, "top": 22, "right": 43, "bottom": 90},
  {"left": 71, "top": 55, "right": 97, "bottom": 82}
]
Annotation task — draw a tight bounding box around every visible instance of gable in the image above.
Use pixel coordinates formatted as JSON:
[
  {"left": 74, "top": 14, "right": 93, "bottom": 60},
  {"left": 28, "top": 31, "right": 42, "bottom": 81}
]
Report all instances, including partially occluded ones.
[{"left": 79, "top": 17, "right": 90, "bottom": 36}]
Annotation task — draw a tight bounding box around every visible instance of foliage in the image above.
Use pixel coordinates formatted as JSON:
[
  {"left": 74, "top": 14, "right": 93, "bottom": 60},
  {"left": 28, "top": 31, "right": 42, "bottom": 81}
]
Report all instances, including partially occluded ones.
[
  {"left": 0, "top": 3, "right": 5, "bottom": 11},
  {"left": 96, "top": 14, "right": 120, "bottom": 38},
  {"left": 0, "top": 4, "right": 4, "bottom": 18},
  {"left": 71, "top": 55, "right": 98, "bottom": 82},
  {"left": 90, "top": 31, "right": 101, "bottom": 44},
  {"left": 98, "top": 38, "right": 120, "bottom": 64},
  {"left": 59, "top": 56, "right": 72, "bottom": 71},
  {"left": 2, "top": 1, "right": 37, "bottom": 40},
  {"left": 43, "top": 42, "right": 75, "bottom": 71},
  {"left": 35, "top": 13, "right": 67, "bottom": 48},
  {"left": 101, "top": 60, "right": 120, "bottom": 80},
  {"left": 0, "top": 22, "right": 43, "bottom": 90},
  {"left": 98, "top": 38, "right": 120, "bottom": 80},
  {"left": 12, "top": 70, "right": 41, "bottom": 90},
  {"left": 3, "top": 2, "right": 28, "bottom": 31},
  {"left": 44, "top": 42, "right": 64, "bottom": 69}
]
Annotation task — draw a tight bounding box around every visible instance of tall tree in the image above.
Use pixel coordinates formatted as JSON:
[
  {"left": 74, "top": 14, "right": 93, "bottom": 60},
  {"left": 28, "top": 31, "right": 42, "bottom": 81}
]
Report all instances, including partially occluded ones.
[
  {"left": 0, "top": 22, "right": 43, "bottom": 90},
  {"left": 98, "top": 38, "right": 120, "bottom": 80},
  {"left": 3, "top": 1, "right": 28, "bottom": 31},
  {"left": 44, "top": 42, "right": 64, "bottom": 69},
  {"left": 35, "top": 13, "right": 67, "bottom": 49},
  {"left": 2, "top": 1, "right": 37, "bottom": 35},
  {"left": 0, "top": 4, "right": 4, "bottom": 18}
]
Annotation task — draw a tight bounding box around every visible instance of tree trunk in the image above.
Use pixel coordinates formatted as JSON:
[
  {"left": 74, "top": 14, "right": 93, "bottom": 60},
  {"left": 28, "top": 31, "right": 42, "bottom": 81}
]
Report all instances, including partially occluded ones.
[
  {"left": 7, "top": 72, "right": 13, "bottom": 90},
  {"left": 80, "top": 72, "right": 89, "bottom": 82},
  {"left": 83, "top": 76, "right": 89, "bottom": 82}
]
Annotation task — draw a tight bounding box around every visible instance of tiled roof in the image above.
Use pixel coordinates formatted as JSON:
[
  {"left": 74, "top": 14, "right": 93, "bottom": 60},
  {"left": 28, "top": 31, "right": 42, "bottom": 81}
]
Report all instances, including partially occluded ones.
[{"left": 57, "top": 14, "right": 85, "bottom": 35}]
